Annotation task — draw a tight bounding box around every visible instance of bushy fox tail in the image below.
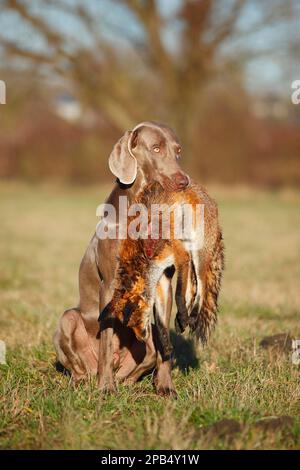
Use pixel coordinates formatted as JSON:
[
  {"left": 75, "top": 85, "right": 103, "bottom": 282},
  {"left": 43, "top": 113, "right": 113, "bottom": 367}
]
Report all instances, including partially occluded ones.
[{"left": 189, "top": 229, "right": 225, "bottom": 344}]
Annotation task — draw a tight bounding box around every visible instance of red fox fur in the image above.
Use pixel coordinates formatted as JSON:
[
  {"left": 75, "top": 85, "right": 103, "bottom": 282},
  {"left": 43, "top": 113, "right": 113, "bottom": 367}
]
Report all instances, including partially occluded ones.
[{"left": 99, "top": 181, "right": 224, "bottom": 348}]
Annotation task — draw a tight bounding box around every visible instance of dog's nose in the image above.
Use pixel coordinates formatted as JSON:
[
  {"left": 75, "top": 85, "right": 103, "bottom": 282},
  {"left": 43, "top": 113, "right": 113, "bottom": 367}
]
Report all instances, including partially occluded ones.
[{"left": 172, "top": 172, "right": 190, "bottom": 190}]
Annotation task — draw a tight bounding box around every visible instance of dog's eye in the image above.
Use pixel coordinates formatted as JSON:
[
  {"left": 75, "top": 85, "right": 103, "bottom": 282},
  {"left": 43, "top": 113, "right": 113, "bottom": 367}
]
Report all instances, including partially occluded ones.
[{"left": 153, "top": 146, "right": 160, "bottom": 153}]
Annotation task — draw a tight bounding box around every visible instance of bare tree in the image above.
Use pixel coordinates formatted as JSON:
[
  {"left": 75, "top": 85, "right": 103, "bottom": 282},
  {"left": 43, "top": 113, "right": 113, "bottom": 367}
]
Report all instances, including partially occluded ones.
[{"left": 0, "top": 0, "right": 298, "bottom": 163}]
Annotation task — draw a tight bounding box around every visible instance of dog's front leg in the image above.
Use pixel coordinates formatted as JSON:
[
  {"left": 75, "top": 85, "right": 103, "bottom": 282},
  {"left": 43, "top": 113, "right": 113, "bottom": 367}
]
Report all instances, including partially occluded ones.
[
  {"left": 98, "top": 288, "right": 116, "bottom": 393},
  {"left": 98, "top": 319, "right": 116, "bottom": 393}
]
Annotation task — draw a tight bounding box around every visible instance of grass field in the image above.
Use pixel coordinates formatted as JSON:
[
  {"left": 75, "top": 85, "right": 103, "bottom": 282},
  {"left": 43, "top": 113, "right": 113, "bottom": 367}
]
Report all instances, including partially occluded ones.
[{"left": 0, "top": 182, "right": 300, "bottom": 450}]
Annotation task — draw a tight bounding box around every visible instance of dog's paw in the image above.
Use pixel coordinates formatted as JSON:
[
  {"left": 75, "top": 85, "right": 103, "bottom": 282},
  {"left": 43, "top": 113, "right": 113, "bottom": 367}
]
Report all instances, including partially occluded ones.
[
  {"left": 98, "top": 377, "right": 116, "bottom": 394},
  {"left": 156, "top": 386, "right": 178, "bottom": 398},
  {"left": 154, "top": 374, "right": 177, "bottom": 398}
]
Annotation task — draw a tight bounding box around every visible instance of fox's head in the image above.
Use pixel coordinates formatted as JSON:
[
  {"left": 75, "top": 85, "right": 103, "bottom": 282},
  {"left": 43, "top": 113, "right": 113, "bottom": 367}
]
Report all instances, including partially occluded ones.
[
  {"left": 99, "top": 231, "right": 169, "bottom": 342},
  {"left": 103, "top": 275, "right": 151, "bottom": 342}
]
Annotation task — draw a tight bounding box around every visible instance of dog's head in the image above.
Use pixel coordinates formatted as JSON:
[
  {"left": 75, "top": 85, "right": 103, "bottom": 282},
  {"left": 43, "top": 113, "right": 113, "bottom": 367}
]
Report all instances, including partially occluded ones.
[{"left": 108, "top": 122, "right": 190, "bottom": 191}]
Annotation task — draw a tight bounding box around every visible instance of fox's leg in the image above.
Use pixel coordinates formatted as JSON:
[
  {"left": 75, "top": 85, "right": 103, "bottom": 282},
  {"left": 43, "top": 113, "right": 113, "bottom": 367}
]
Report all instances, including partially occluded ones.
[
  {"left": 153, "top": 271, "right": 177, "bottom": 396},
  {"left": 174, "top": 258, "right": 198, "bottom": 334}
]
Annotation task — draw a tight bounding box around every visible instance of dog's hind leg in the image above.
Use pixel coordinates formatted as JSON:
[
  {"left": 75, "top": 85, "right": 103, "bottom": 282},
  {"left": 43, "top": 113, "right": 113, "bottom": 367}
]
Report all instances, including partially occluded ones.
[
  {"left": 54, "top": 308, "right": 98, "bottom": 382},
  {"left": 118, "top": 334, "right": 157, "bottom": 385}
]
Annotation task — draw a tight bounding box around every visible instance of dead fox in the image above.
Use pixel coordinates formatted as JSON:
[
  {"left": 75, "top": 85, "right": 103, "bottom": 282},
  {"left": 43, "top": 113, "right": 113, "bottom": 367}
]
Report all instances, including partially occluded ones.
[{"left": 99, "top": 181, "right": 224, "bottom": 361}]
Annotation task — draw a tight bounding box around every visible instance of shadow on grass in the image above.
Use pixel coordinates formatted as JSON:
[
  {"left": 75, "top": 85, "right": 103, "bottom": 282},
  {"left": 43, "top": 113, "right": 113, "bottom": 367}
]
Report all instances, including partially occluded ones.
[
  {"left": 54, "top": 360, "right": 71, "bottom": 376},
  {"left": 170, "top": 330, "right": 199, "bottom": 371}
]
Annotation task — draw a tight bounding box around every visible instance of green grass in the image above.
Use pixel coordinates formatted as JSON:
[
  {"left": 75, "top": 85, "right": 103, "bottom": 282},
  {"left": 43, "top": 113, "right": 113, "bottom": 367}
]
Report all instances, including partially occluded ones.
[{"left": 0, "top": 182, "right": 300, "bottom": 449}]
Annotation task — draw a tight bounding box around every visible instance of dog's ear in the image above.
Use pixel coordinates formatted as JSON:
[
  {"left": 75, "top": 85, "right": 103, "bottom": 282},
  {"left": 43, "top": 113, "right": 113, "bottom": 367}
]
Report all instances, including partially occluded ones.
[{"left": 108, "top": 130, "right": 138, "bottom": 184}]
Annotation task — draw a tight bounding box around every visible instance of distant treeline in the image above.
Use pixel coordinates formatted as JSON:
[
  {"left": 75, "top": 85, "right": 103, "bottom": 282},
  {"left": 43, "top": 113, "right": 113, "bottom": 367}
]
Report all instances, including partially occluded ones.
[
  {"left": 0, "top": 89, "right": 299, "bottom": 187},
  {"left": 1, "top": 0, "right": 299, "bottom": 187}
]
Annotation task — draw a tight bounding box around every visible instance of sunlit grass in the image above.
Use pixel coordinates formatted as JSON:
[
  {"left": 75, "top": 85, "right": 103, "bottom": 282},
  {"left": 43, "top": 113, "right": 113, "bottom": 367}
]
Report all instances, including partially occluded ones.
[{"left": 0, "top": 182, "right": 300, "bottom": 449}]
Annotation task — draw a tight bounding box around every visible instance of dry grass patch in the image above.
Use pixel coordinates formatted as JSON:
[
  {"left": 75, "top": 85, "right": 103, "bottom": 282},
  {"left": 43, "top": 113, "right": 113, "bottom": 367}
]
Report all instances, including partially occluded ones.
[{"left": 0, "top": 182, "right": 300, "bottom": 449}]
